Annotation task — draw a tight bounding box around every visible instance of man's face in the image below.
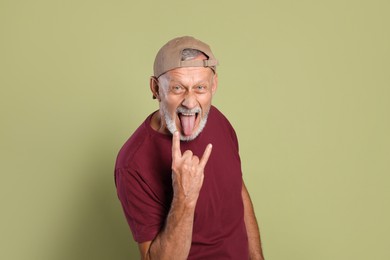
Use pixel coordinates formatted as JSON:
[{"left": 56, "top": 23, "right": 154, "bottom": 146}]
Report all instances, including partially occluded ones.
[{"left": 158, "top": 66, "right": 218, "bottom": 141}]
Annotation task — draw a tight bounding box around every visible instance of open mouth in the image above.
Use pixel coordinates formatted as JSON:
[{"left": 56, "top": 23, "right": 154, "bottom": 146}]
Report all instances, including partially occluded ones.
[{"left": 178, "top": 111, "right": 200, "bottom": 136}]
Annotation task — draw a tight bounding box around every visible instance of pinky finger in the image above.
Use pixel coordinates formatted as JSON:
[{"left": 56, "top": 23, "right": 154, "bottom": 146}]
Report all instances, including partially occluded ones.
[{"left": 199, "top": 144, "right": 213, "bottom": 168}]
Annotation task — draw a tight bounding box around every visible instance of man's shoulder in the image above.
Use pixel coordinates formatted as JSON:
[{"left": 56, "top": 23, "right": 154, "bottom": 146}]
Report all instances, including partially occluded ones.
[
  {"left": 209, "top": 105, "right": 235, "bottom": 130},
  {"left": 115, "top": 112, "right": 172, "bottom": 170},
  {"left": 115, "top": 114, "right": 156, "bottom": 169},
  {"left": 207, "top": 105, "right": 239, "bottom": 148}
]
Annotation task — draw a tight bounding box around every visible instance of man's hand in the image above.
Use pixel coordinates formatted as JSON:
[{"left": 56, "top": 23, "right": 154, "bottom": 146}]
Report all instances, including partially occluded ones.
[
  {"left": 139, "top": 132, "right": 213, "bottom": 259},
  {"left": 171, "top": 131, "right": 212, "bottom": 205}
]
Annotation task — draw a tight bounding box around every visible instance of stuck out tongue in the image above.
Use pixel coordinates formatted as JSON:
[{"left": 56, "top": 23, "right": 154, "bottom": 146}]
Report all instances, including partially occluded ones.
[{"left": 179, "top": 114, "right": 196, "bottom": 136}]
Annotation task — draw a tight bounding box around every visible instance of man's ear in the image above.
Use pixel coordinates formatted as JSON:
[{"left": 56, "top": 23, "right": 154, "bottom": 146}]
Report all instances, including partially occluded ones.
[
  {"left": 211, "top": 73, "right": 218, "bottom": 95},
  {"left": 150, "top": 76, "right": 160, "bottom": 101}
]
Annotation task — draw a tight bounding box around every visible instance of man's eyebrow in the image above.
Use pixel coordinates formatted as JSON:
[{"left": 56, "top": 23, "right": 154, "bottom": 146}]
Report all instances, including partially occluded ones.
[{"left": 169, "top": 80, "right": 209, "bottom": 86}]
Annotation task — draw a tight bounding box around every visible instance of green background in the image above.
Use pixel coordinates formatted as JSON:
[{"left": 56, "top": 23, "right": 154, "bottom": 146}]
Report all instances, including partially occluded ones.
[{"left": 1, "top": 0, "right": 389, "bottom": 259}]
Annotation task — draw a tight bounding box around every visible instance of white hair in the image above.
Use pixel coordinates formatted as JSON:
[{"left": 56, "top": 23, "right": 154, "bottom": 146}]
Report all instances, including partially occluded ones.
[
  {"left": 181, "top": 48, "right": 204, "bottom": 61},
  {"left": 156, "top": 73, "right": 169, "bottom": 97},
  {"left": 156, "top": 48, "right": 214, "bottom": 141}
]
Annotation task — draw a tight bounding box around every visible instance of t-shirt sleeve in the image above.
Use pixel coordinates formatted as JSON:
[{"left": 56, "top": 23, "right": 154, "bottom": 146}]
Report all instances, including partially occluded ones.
[
  {"left": 115, "top": 167, "right": 167, "bottom": 243},
  {"left": 229, "top": 123, "right": 240, "bottom": 153},
  {"left": 222, "top": 113, "right": 241, "bottom": 159}
]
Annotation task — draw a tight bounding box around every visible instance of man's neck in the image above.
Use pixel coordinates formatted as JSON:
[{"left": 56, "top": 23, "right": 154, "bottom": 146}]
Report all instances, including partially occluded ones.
[{"left": 150, "top": 110, "right": 170, "bottom": 135}]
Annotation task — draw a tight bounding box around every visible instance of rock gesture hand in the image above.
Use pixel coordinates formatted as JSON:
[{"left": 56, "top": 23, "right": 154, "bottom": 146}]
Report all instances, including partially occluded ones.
[{"left": 171, "top": 131, "right": 213, "bottom": 205}]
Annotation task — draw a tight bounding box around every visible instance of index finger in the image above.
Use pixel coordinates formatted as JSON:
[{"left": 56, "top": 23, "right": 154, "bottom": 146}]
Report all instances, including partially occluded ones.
[
  {"left": 199, "top": 143, "right": 213, "bottom": 168},
  {"left": 172, "top": 131, "right": 182, "bottom": 160}
]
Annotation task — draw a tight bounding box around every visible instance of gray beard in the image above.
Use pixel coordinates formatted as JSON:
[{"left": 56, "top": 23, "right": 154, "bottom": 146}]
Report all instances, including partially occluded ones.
[{"left": 160, "top": 103, "right": 209, "bottom": 141}]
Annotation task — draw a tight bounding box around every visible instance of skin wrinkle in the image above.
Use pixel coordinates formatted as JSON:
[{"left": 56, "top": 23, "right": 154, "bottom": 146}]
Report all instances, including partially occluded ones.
[{"left": 156, "top": 66, "right": 216, "bottom": 141}]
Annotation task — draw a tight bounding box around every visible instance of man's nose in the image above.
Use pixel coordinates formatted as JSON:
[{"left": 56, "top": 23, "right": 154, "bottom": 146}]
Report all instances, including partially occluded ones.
[{"left": 181, "top": 92, "right": 197, "bottom": 109}]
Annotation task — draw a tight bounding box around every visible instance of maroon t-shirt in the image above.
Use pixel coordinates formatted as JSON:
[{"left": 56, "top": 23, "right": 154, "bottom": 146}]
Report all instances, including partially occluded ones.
[{"left": 115, "top": 106, "right": 249, "bottom": 259}]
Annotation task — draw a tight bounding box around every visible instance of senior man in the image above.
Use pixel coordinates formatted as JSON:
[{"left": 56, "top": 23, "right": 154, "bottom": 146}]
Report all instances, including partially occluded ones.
[{"left": 115, "top": 36, "right": 265, "bottom": 259}]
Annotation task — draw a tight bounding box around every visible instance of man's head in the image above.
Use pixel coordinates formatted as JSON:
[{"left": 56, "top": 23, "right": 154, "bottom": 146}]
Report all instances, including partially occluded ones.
[{"left": 150, "top": 36, "right": 219, "bottom": 141}]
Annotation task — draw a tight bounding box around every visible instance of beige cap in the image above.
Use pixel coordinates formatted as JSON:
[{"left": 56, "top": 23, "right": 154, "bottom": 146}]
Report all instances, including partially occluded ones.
[{"left": 153, "top": 36, "right": 219, "bottom": 78}]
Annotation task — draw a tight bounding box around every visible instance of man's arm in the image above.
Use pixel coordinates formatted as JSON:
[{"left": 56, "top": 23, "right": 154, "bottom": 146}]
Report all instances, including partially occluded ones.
[
  {"left": 138, "top": 132, "right": 212, "bottom": 260},
  {"left": 138, "top": 197, "right": 196, "bottom": 260},
  {"left": 242, "top": 182, "right": 265, "bottom": 260}
]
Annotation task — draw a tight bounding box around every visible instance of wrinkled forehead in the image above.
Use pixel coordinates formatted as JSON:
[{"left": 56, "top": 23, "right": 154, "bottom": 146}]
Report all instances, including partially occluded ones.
[{"left": 160, "top": 66, "right": 215, "bottom": 86}]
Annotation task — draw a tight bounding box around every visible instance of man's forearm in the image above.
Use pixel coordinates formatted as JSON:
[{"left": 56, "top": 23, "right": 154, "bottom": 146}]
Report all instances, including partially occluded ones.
[
  {"left": 144, "top": 197, "right": 196, "bottom": 260},
  {"left": 140, "top": 132, "right": 211, "bottom": 259},
  {"left": 242, "top": 182, "right": 265, "bottom": 260}
]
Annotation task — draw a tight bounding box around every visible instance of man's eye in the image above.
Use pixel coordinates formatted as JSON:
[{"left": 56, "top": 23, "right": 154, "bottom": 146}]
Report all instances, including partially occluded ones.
[
  {"left": 172, "top": 86, "right": 184, "bottom": 93},
  {"left": 196, "top": 86, "right": 206, "bottom": 91}
]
